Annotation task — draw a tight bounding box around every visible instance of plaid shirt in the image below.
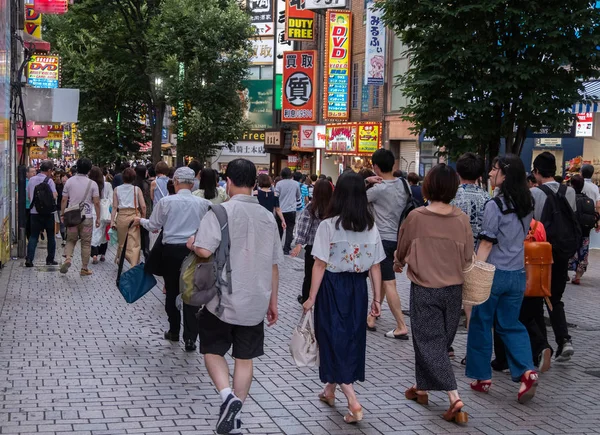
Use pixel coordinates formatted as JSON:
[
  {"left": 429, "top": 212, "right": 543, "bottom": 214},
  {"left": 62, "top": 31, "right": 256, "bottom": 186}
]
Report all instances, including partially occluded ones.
[{"left": 295, "top": 207, "right": 322, "bottom": 246}]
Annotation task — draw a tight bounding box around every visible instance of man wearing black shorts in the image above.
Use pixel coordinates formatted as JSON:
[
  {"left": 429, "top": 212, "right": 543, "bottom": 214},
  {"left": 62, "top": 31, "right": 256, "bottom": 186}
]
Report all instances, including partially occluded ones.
[
  {"left": 365, "top": 149, "right": 410, "bottom": 339},
  {"left": 189, "top": 158, "right": 283, "bottom": 435}
]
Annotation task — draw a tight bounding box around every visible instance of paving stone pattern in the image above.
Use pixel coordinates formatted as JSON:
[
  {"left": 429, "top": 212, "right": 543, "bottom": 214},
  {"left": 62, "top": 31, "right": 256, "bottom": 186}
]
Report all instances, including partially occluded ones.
[{"left": 1, "top": 241, "right": 600, "bottom": 434}]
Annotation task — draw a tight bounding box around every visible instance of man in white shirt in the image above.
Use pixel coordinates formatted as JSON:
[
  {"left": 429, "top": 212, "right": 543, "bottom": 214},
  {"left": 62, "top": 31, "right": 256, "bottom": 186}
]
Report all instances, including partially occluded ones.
[
  {"left": 581, "top": 164, "right": 600, "bottom": 213},
  {"left": 188, "top": 158, "right": 283, "bottom": 435}
]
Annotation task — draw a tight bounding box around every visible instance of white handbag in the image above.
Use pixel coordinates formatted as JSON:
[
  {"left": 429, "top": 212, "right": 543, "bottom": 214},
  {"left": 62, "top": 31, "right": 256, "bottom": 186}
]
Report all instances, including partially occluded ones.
[
  {"left": 99, "top": 198, "right": 111, "bottom": 223},
  {"left": 290, "top": 310, "right": 319, "bottom": 368}
]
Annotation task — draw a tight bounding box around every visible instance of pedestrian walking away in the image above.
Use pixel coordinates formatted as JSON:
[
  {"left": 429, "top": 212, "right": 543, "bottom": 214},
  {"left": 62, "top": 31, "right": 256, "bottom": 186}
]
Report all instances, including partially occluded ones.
[
  {"left": 26, "top": 160, "right": 58, "bottom": 267},
  {"left": 467, "top": 155, "right": 539, "bottom": 404},
  {"left": 255, "top": 174, "right": 287, "bottom": 230},
  {"left": 60, "top": 158, "right": 101, "bottom": 276},
  {"left": 364, "top": 149, "right": 410, "bottom": 339},
  {"left": 395, "top": 163, "right": 472, "bottom": 424},
  {"left": 88, "top": 166, "right": 113, "bottom": 264},
  {"left": 111, "top": 168, "right": 146, "bottom": 267},
  {"left": 303, "top": 171, "right": 384, "bottom": 426},
  {"left": 530, "top": 151, "right": 579, "bottom": 362},
  {"left": 135, "top": 166, "right": 211, "bottom": 352},
  {"left": 291, "top": 179, "right": 334, "bottom": 304},
  {"left": 190, "top": 158, "right": 283, "bottom": 435},
  {"left": 275, "top": 167, "right": 301, "bottom": 255}
]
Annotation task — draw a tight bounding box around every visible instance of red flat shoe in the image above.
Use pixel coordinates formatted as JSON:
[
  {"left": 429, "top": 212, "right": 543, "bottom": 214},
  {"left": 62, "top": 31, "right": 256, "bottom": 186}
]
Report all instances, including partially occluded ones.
[
  {"left": 442, "top": 399, "right": 468, "bottom": 424},
  {"left": 571, "top": 278, "right": 581, "bottom": 285},
  {"left": 470, "top": 380, "right": 491, "bottom": 393},
  {"left": 405, "top": 386, "right": 428, "bottom": 405},
  {"left": 518, "top": 371, "right": 538, "bottom": 404}
]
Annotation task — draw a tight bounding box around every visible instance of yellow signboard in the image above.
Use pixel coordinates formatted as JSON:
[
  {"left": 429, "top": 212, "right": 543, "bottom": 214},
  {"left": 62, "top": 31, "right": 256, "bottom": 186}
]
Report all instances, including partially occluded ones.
[
  {"left": 357, "top": 123, "right": 381, "bottom": 154},
  {"left": 29, "top": 146, "right": 47, "bottom": 159},
  {"left": 324, "top": 10, "right": 351, "bottom": 120},
  {"left": 25, "top": 4, "right": 42, "bottom": 39}
]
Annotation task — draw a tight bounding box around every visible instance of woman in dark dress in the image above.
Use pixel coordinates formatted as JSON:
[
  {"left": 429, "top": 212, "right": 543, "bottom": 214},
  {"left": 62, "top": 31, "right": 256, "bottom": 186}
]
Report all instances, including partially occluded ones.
[
  {"left": 255, "top": 173, "right": 286, "bottom": 230},
  {"left": 302, "top": 172, "right": 384, "bottom": 425}
]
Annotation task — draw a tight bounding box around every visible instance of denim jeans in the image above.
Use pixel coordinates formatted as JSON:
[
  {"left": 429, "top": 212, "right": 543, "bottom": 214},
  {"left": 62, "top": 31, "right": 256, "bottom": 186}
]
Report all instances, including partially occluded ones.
[
  {"left": 466, "top": 268, "right": 534, "bottom": 382},
  {"left": 26, "top": 213, "right": 56, "bottom": 263}
]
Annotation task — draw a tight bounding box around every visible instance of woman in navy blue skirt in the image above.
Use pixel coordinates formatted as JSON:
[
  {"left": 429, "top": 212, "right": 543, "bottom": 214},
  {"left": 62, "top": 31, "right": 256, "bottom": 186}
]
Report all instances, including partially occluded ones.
[{"left": 303, "top": 172, "right": 384, "bottom": 425}]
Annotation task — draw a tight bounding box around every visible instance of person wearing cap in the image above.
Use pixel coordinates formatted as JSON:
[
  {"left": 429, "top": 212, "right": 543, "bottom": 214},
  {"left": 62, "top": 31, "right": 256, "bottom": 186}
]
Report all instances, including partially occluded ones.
[{"left": 134, "top": 166, "right": 211, "bottom": 352}]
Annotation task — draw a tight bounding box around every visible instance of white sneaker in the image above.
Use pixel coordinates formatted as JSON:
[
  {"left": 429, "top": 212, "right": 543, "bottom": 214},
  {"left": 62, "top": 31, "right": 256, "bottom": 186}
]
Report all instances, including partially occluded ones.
[{"left": 538, "top": 348, "right": 552, "bottom": 373}]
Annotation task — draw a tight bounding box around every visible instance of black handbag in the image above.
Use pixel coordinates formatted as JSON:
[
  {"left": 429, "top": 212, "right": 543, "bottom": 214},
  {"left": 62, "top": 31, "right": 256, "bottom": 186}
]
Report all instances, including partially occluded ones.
[{"left": 144, "top": 230, "right": 164, "bottom": 276}]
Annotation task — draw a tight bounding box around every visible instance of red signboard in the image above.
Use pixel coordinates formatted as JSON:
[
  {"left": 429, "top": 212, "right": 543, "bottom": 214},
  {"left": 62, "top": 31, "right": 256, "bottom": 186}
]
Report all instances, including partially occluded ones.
[
  {"left": 34, "top": 0, "right": 68, "bottom": 14},
  {"left": 282, "top": 50, "right": 317, "bottom": 122},
  {"left": 285, "top": 0, "right": 315, "bottom": 41}
]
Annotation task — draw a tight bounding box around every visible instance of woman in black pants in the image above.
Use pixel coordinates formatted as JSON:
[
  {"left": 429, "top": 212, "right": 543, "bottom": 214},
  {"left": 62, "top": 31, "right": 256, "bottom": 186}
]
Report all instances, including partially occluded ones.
[{"left": 291, "top": 180, "right": 333, "bottom": 303}]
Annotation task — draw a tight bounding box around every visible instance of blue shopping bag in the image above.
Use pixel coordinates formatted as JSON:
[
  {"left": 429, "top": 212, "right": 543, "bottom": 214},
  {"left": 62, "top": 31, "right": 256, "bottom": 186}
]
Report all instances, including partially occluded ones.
[{"left": 116, "top": 223, "right": 157, "bottom": 304}]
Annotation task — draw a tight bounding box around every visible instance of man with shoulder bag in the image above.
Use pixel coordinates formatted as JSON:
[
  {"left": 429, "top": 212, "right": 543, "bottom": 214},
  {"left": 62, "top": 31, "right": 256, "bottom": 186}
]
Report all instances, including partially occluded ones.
[
  {"left": 26, "top": 160, "right": 58, "bottom": 267},
  {"left": 188, "top": 158, "right": 283, "bottom": 435},
  {"left": 60, "top": 158, "right": 100, "bottom": 276}
]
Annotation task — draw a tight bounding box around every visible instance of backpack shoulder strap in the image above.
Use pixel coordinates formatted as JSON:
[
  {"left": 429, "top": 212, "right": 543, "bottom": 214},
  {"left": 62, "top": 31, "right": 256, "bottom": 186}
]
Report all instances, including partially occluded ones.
[
  {"left": 557, "top": 184, "right": 568, "bottom": 198},
  {"left": 210, "top": 204, "right": 231, "bottom": 316},
  {"left": 537, "top": 184, "right": 554, "bottom": 198},
  {"left": 43, "top": 176, "right": 50, "bottom": 184},
  {"left": 400, "top": 177, "right": 412, "bottom": 197}
]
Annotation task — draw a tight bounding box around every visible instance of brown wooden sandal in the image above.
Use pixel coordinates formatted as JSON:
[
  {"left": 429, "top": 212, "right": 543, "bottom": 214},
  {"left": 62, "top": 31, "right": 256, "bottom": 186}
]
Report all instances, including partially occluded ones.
[
  {"left": 442, "top": 399, "right": 468, "bottom": 424},
  {"left": 405, "top": 386, "right": 429, "bottom": 405},
  {"left": 318, "top": 391, "right": 335, "bottom": 407},
  {"left": 343, "top": 406, "right": 363, "bottom": 424}
]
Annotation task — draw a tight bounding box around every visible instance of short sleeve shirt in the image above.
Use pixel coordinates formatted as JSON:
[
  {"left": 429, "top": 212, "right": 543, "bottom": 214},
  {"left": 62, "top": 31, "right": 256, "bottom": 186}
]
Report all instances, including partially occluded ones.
[
  {"left": 366, "top": 178, "right": 408, "bottom": 242},
  {"left": 451, "top": 184, "right": 490, "bottom": 245},
  {"left": 312, "top": 218, "right": 386, "bottom": 273},
  {"left": 194, "top": 194, "right": 284, "bottom": 326},
  {"left": 63, "top": 174, "right": 100, "bottom": 218},
  {"left": 27, "top": 173, "right": 57, "bottom": 214},
  {"left": 479, "top": 196, "right": 532, "bottom": 271}
]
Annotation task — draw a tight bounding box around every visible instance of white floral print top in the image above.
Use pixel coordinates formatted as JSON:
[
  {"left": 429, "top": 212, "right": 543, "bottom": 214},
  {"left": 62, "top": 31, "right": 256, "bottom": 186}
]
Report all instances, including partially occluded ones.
[{"left": 312, "top": 217, "right": 386, "bottom": 273}]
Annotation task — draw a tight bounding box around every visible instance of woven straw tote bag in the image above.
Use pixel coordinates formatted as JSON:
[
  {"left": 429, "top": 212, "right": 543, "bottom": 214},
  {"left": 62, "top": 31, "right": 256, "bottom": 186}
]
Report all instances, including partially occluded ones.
[{"left": 462, "top": 255, "right": 496, "bottom": 305}]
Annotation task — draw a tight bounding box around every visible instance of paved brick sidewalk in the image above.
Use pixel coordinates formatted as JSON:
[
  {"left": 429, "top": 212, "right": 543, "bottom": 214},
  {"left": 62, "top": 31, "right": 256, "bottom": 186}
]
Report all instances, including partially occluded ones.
[{"left": 1, "top": 241, "right": 600, "bottom": 434}]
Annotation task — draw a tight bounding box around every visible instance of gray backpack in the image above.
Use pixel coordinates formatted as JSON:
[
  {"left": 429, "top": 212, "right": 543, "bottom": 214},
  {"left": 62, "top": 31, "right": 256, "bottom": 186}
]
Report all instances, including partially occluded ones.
[{"left": 180, "top": 204, "right": 231, "bottom": 315}]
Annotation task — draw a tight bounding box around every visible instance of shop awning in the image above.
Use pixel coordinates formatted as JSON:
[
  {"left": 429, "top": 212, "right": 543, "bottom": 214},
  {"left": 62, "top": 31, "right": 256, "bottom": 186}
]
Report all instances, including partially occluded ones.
[
  {"left": 19, "top": 30, "right": 51, "bottom": 52},
  {"left": 573, "top": 80, "right": 600, "bottom": 113}
]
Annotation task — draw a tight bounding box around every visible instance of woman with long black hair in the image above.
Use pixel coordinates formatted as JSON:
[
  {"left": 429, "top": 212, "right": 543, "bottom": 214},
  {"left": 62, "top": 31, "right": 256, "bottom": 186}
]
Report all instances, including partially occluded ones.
[
  {"left": 466, "top": 154, "right": 539, "bottom": 404},
  {"left": 302, "top": 171, "right": 384, "bottom": 425},
  {"left": 193, "top": 167, "right": 228, "bottom": 204},
  {"left": 291, "top": 179, "right": 334, "bottom": 304}
]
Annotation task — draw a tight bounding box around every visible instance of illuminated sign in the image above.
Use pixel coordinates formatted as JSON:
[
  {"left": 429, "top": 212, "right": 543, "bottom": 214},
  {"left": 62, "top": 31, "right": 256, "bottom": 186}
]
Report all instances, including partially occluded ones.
[{"left": 324, "top": 10, "right": 351, "bottom": 120}]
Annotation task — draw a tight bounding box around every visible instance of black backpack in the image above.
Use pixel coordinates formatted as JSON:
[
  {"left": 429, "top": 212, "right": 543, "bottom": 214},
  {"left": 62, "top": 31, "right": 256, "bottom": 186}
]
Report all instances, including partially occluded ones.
[
  {"left": 397, "top": 177, "right": 421, "bottom": 231},
  {"left": 538, "top": 184, "right": 582, "bottom": 259},
  {"left": 33, "top": 177, "right": 56, "bottom": 215},
  {"left": 575, "top": 192, "right": 597, "bottom": 232}
]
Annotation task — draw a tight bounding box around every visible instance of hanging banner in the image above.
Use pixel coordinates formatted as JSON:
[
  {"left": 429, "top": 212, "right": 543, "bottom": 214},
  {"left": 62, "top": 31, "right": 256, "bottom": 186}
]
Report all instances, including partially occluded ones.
[
  {"left": 24, "top": 4, "right": 42, "bottom": 39},
  {"left": 365, "top": 1, "right": 385, "bottom": 86},
  {"left": 575, "top": 113, "right": 594, "bottom": 137},
  {"left": 299, "top": 125, "right": 315, "bottom": 149},
  {"left": 247, "top": 0, "right": 274, "bottom": 36},
  {"left": 357, "top": 123, "right": 381, "bottom": 153},
  {"left": 314, "top": 125, "right": 327, "bottom": 149},
  {"left": 324, "top": 10, "right": 352, "bottom": 120},
  {"left": 27, "top": 54, "right": 60, "bottom": 88},
  {"left": 326, "top": 123, "right": 356, "bottom": 153},
  {"left": 274, "top": 0, "right": 293, "bottom": 110},
  {"left": 250, "top": 38, "right": 275, "bottom": 65},
  {"left": 285, "top": 0, "right": 315, "bottom": 41},
  {"left": 282, "top": 50, "right": 317, "bottom": 122}
]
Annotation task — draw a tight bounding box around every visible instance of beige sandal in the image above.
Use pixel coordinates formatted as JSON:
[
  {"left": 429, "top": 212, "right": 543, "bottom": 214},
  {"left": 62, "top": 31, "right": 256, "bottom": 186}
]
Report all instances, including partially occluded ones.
[
  {"left": 343, "top": 407, "right": 363, "bottom": 424},
  {"left": 318, "top": 391, "right": 335, "bottom": 407}
]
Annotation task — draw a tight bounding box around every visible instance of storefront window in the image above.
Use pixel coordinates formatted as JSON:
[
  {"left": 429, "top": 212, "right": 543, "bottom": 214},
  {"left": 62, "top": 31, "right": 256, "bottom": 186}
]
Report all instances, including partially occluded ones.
[{"left": 419, "top": 142, "right": 438, "bottom": 176}]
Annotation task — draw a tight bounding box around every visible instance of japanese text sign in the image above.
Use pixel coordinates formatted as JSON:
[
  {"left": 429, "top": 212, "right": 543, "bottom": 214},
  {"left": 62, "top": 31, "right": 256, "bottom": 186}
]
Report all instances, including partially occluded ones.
[
  {"left": 285, "top": 0, "right": 315, "bottom": 41},
  {"left": 282, "top": 50, "right": 317, "bottom": 122},
  {"left": 250, "top": 38, "right": 275, "bottom": 65},
  {"left": 247, "top": 0, "right": 274, "bottom": 36},
  {"left": 326, "top": 124, "right": 356, "bottom": 153},
  {"left": 365, "top": 2, "right": 385, "bottom": 86},
  {"left": 324, "top": 10, "right": 352, "bottom": 120},
  {"left": 357, "top": 123, "right": 381, "bottom": 153},
  {"left": 27, "top": 54, "right": 59, "bottom": 88},
  {"left": 575, "top": 113, "right": 594, "bottom": 137},
  {"left": 25, "top": 4, "right": 42, "bottom": 39}
]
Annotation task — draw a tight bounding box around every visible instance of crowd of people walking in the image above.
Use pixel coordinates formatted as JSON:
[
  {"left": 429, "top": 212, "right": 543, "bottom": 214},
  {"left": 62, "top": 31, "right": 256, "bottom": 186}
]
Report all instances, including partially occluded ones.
[{"left": 22, "top": 148, "right": 598, "bottom": 434}]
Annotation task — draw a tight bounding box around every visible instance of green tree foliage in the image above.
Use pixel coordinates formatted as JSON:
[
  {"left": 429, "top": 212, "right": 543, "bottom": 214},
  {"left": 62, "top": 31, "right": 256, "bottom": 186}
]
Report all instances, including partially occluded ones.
[
  {"left": 379, "top": 0, "right": 600, "bottom": 160},
  {"left": 45, "top": 0, "right": 253, "bottom": 165}
]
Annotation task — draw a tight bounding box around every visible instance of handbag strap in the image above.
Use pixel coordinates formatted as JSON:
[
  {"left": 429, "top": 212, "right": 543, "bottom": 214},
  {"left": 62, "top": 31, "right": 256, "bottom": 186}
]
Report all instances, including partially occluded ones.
[
  {"left": 116, "top": 221, "right": 133, "bottom": 286},
  {"left": 78, "top": 179, "right": 93, "bottom": 210}
]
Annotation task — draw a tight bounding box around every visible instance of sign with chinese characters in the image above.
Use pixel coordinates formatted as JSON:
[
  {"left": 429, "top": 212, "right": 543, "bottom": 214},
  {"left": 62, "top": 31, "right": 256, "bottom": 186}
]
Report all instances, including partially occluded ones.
[
  {"left": 221, "top": 143, "right": 268, "bottom": 156},
  {"left": 47, "top": 131, "right": 63, "bottom": 140},
  {"left": 534, "top": 137, "right": 562, "bottom": 147},
  {"left": 365, "top": 1, "right": 385, "bottom": 86},
  {"left": 305, "top": 0, "right": 346, "bottom": 10},
  {"left": 25, "top": 4, "right": 42, "bottom": 39},
  {"left": 324, "top": 10, "right": 352, "bottom": 120},
  {"left": 29, "top": 146, "right": 47, "bottom": 159},
  {"left": 575, "top": 113, "right": 594, "bottom": 137},
  {"left": 241, "top": 80, "right": 273, "bottom": 129},
  {"left": 357, "top": 123, "right": 381, "bottom": 153},
  {"left": 250, "top": 38, "right": 274, "bottom": 65},
  {"left": 247, "top": 0, "right": 274, "bottom": 36},
  {"left": 282, "top": 50, "right": 317, "bottom": 122},
  {"left": 299, "top": 125, "right": 315, "bottom": 148},
  {"left": 326, "top": 124, "right": 356, "bottom": 153},
  {"left": 27, "top": 54, "right": 60, "bottom": 88},
  {"left": 314, "top": 125, "right": 327, "bottom": 148},
  {"left": 275, "top": 0, "right": 293, "bottom": 110},
  {"left": 264, "top": 130, "right": 283, "bottom": 148},
  {"left": 285, "top": 0, "right": 315, "bottom": 41}
]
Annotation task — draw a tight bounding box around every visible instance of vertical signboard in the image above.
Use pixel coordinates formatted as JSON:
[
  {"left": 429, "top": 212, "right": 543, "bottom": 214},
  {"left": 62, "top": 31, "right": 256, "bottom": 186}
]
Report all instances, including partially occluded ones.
[
  {"left": 365, "top": 1, "right": 385, "bottom": 86},
  {"left": 24, "top": 3, "right": 42, "bottom": 39},
  {"left": 247, "top": 0, "right": 274, "bottom": 36},
  {"left": 285, "top": 0, "right": 315, "bottom": 41},
  {"left": 241, "top": 80, "right": 274, "bottom": 129},
  {"left": 324, "top": 10, "right": 352, "bottom": 120},
  {"left": 282, "top": 50, "right": 317, "bottom": 122},
  {"left": 250, "top": 39, "right": 275, "bottom": 65},
  {"left": 357, "top": 123, "right": 381, "bottom": 153},
  {"left": 27, "top": 54, "right": 60, "bottom": 88},
  {"left": 575, "top": 113, "right": 594, "bottom": 137},
  {"left": 275, "top": 0, "right": 293, "bottom": 110},
  {"left": 299, "top": 125, "right": 315, "bottom": 149}
]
